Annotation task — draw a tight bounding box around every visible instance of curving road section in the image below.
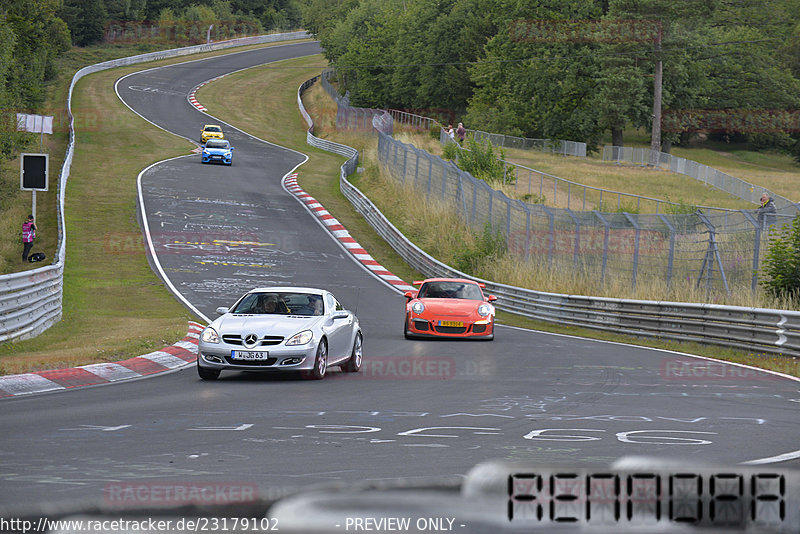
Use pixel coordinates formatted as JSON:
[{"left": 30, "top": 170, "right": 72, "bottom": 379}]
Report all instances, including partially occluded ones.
[{"left": 0, "top": 42, "right": 799, "bottom": 513}]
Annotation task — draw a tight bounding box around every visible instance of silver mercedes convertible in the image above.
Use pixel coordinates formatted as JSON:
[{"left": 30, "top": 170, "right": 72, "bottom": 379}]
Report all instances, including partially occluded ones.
[{"left": 197, "top": 287, "right": 362, "bottom": 380}]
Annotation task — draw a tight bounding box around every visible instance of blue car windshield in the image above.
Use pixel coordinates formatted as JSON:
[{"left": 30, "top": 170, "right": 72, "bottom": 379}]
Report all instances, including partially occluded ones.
[
  {"left": 417, "top": 282, "right": 483, "bottom": 300},
  {"left": 231, "top": 292, "right": 324, "bottom": 316},
  {"left": 205, "top": 140, "right": 229, "bottom": 149}
]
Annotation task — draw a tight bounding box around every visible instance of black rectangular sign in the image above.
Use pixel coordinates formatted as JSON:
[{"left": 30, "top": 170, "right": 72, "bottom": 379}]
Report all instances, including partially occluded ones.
[{"left": 21, "top": 153, "right": 49, "bottom": 191}]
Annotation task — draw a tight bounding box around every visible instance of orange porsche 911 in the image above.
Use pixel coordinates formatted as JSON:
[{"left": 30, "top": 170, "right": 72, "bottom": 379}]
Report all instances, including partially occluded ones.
[{"left": 403, "top": 278, "right": 497, "bottom": 340}]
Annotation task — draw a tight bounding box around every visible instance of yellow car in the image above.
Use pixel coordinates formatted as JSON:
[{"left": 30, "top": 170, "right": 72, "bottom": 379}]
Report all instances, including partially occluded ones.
[{"left": 200, "top": 124, "right": 224, "bottom": 143}]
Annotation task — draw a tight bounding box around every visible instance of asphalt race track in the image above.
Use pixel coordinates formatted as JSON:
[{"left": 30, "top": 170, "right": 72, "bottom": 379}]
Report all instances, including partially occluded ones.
[{"left": 0, "top": 42, "right": 798, "bottom": 514}]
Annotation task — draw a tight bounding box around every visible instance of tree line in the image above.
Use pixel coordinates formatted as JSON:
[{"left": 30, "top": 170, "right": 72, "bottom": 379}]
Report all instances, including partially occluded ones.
[
  {"left": 0, "top": 0, "right": 303, "bottom": 164},
  {"left": 62, "top": 0, "right": 302, "bottom": 47},
  {"left": 303, "top": 0, "right": 800, "bottom": 155}
]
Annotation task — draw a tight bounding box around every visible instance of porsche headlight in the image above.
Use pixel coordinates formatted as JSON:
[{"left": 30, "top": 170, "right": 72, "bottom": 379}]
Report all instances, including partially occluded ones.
[
  {"left": 201, "top": 326, "right": 220, "bottom": 343},
  {"left": 286, "top": 330, "right": 313, "bottom": 346},
  {"left": 411, "top": 301, "right": 425, "bottom": 315},
  {"left": 477, "top": 304, "right": 492, "bottom": 317}
]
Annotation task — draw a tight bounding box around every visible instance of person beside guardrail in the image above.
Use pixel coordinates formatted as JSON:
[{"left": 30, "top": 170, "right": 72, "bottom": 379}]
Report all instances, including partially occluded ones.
[
  {"left": 757, "top": 192, "right": 777, "bottom": 230},
  {"left": 456, "top": 122, "right": 466, "bottom": 144},
  {"left": 21, "top": 214, "right": 36, "bottom": 262}
]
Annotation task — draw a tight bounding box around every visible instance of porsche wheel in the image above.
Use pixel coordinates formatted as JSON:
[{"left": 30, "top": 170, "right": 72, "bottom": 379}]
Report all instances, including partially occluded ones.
[
  {"left": 310, "top": 339, "right": 328, "bottom": 380},
  {"left": 403, "top": 314, "right": 412, "bottom": 339},
  {"left": 342, "top": 333, "right": 362, "bottom": 373}
]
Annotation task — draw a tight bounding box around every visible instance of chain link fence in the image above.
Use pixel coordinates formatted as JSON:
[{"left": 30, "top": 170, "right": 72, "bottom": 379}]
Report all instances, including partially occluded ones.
[
  {"left": 300, "top": 75, "right": 800, "bottom": 356},
  {"left": 603, "top": 145, "right": 800, "bottom": 217},
  {"left": 467, "top": 129, "right": 587, "bottom": 157},
  {"left": 319, "top": 69, "right": 797, "bottom": 294},
  {"left": 323, "top": 71, "right": 747, "bottom": 218},
  {"left": 376, "top": 131, "right": 795, "bottom": 294}
]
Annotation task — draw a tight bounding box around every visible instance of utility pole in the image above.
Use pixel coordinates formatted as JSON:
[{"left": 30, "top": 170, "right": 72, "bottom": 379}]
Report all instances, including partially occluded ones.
[{"left": 648, "top": 23, "right": 663, "bottom": 167}]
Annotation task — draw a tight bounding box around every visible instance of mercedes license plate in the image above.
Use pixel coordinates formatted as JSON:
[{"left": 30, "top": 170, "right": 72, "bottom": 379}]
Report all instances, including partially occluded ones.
[{"left": 232, "top": 350, "right": 270, "bottom": 360}]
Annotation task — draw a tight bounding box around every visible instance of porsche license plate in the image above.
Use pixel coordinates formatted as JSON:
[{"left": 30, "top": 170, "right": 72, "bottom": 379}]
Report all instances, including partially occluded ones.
[
  {"left": 232, "top": 350, "right": 270, "bottom": 360},
  {"left": 438, "top": 320, "right": 464, "bottom": 327}
]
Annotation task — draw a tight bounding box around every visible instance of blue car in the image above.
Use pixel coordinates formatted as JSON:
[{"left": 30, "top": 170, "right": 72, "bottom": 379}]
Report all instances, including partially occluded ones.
[{"left": 201, "top": 139, "right": 234, "bottom": 165}]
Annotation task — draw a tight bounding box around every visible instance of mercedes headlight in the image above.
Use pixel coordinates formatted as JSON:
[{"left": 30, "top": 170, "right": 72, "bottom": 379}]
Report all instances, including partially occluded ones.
[
  {"left": 201, "top": 327, "right": 220, "bottom": 343},
  {"left": 477, "top": 304, "right": 492, "bottom": 317},
  {"left": 411, "top": 301, "right": 425, "bottom": 314},
  {"left": 286, "top": 330, "right": 313, "bottom": 346}
]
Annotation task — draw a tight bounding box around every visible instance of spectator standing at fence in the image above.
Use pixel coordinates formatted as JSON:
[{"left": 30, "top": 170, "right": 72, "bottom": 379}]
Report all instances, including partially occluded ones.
[
  {"left": 446, "top": 125, "right": 455, "bottom": 140},
  {"left": 22, "top": 214, "right": 36, "bottom": 262},
  {"left": 757, "top": 192, "right": 777, "bottom": 229},
  {"left": 456, "top": 122, "right": 466, "bottom": 144}
]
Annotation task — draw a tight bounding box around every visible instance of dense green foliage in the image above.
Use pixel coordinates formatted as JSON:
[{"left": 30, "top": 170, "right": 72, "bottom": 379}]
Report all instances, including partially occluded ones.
[
  {"left": 761, "top": 217, "right": 800, "bottom": 300},
  {"left": 455, "top": 138, "right": 510, "bottom": 184},
  {"left": 0, "top": 0, "right": 70, "bottom": 166},
  {"left": 453, "top": 222, "right": 508, "bottom": 273},
  {"left": 0, "top": 0, "right": 303, "bottom": 188},
  {"left": 56, "top": 0, "right": 302, "bottom": 47},
  {"left": 0, "top": 1, "right": 70, "bottom": 112},
  {"left": 304, "top": 0, "right": 800, "bottom": 152}
]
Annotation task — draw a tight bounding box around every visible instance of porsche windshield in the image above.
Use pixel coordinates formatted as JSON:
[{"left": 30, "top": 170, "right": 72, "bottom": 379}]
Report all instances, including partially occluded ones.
[
  {"left": 418, "top": 281, "right": 483, "bottom": 300},
  {"left": 231, "top": 292, "right": 324, "bottom": 316}
]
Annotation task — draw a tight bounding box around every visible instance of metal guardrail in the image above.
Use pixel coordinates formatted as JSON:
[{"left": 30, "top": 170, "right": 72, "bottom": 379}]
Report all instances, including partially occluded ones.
[
  {"left": 0, "top": 31, "right": 311, "bottom": 344},
  {"left": 299, "top": 75, "right": 800, "bottom": 357},
  {"left": 298, "top": 76, "right": 359, "bottom": 177}
]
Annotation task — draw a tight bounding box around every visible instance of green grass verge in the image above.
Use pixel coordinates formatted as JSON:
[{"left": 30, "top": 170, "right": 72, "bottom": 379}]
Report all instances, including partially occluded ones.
[
  {"left": 196, "top": 54, "right": 425, "bottom": 287},
  {"left": 0, "top": 39, "right": 314, "bottom": 375},
  {"left": 198, "top": 56, "right": 800, "bottom": 379}
]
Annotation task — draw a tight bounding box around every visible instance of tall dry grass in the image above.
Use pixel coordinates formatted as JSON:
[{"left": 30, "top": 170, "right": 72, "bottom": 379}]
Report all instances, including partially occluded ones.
[
  {"left": 361, "top": 158, "right": 795, "bottom": 308},
  {"left": 309, "top": 78, "right": 797, "bottom": 310}
]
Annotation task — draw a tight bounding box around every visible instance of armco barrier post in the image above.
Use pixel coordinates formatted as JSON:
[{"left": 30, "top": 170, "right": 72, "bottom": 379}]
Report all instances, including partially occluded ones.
[
  {"left": 623, "top": 212, "right": 641, "bottom": 290},
  {"left": 566, "top": 209, "right": 581, "bottom": 270},
  {"left": 657, "top": 214, "right": 676, "bottom": 287},
  {"left": 593, "top": 210, "right": 611, "bottom": 284},
  {"left": 740, "top": 210, "right": 761, "bottom": 292}
]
